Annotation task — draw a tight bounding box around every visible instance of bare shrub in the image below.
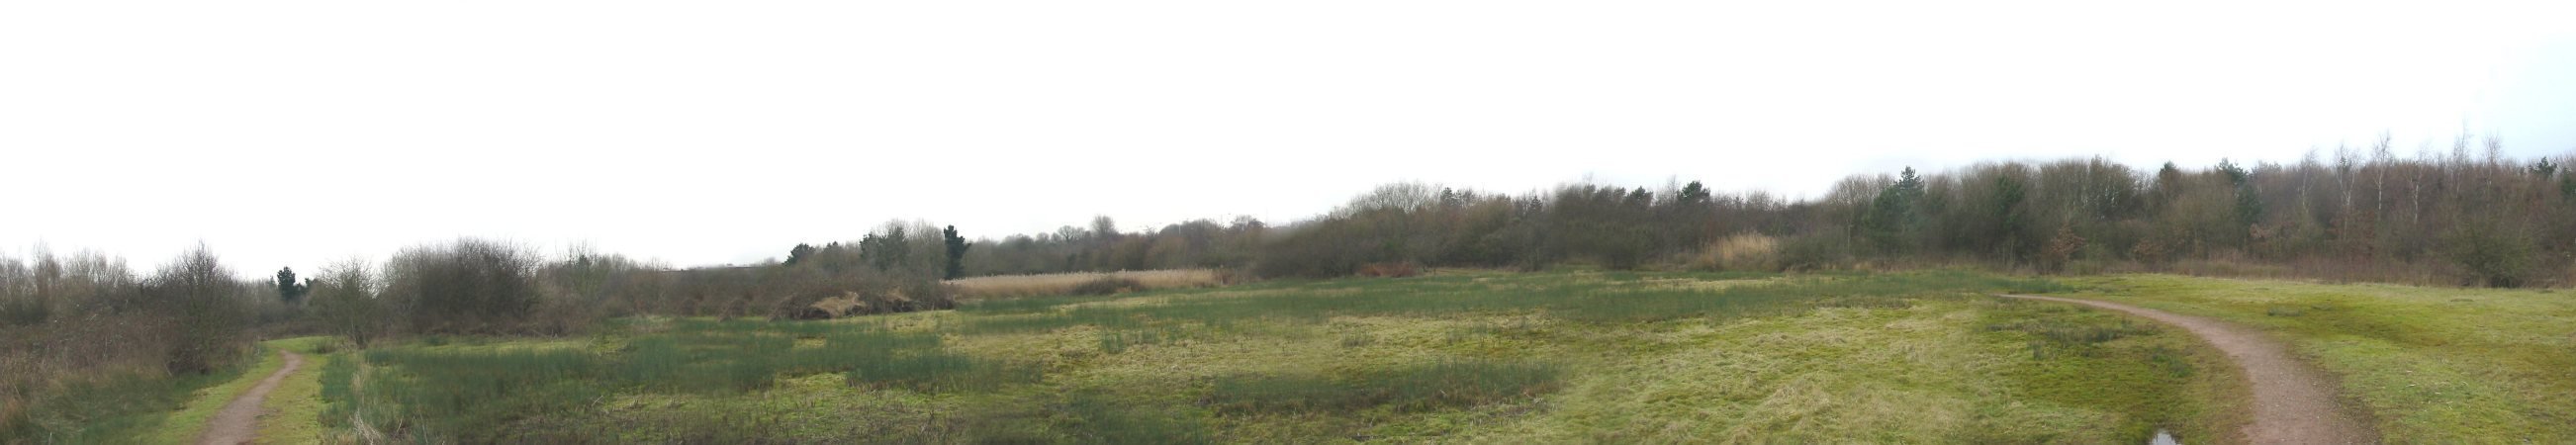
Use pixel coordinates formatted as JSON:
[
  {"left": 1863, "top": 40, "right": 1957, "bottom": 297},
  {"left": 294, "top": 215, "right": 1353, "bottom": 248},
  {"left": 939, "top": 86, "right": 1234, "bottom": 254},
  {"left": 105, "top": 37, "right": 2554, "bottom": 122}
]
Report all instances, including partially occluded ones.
[
  {"left": 2446, "top": 220, "right": 2538, "bottom": 288},
  {"left": 383, "top": 238, "right": 542, "bottom": 334},
  {"left": 310, "top": 258, "right": 388, "bottom": 347},
  {"left": 147, "top": 245, "right": 251, "bottom": 375},
  {"left": 1776, "top": 232, "right": 1853, "bottom": 272},
  {"left": 2040, "top": 226, "right": 2088, "bottom": 274}
]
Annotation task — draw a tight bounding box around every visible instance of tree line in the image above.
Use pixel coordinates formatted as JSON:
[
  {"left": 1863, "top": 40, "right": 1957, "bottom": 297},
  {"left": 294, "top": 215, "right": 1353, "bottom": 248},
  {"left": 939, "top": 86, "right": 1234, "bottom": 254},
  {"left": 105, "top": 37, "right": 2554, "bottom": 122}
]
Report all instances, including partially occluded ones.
[{"left": 936, "top": 139, "right": 2575, "bottom": 288}]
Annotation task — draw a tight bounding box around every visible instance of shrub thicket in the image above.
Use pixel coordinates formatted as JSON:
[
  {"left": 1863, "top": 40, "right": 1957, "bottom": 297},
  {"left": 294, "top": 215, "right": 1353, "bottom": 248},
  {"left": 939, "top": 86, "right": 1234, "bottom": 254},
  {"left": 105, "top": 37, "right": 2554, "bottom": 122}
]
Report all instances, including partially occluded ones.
[
  {"left": 383, "top": 238, "right": 543, "bottom": 334},
  {"left": 1068, "top": 276, "right": 1145, "bottom": 296}
]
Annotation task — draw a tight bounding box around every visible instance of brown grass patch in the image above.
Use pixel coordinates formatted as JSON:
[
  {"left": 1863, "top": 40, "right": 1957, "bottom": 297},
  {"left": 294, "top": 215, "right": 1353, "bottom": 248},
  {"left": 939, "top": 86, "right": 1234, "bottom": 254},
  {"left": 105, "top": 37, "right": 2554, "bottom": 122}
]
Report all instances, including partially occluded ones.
[
  {"left": 945, "top": 269, "right": 1228, "bottom": 300},
  {"left": 1356, "top": 262, "right": 1421, "bottom": 278},
  {"left": 1691, "top": 233, "right": 1781, "bottom": 272}
]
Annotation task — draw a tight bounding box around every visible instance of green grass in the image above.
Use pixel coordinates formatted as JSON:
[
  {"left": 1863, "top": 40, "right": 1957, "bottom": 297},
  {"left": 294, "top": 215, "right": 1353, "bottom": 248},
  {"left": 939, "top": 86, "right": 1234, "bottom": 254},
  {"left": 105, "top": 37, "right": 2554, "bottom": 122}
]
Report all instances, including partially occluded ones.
[
  {"left": 140, "top": 343, "right": 289, "bottom": 444},
  {"left": 323, "top": 269, "right": 2252, "bottom": 443},
  {"left": 2, "top": 338, "right": 325, "bottom": 444},
  {"left": 255, "top": 336, "right": 333, "bottom": 444},
  {"left": 1977, "top": 298, "right": 2249, "bottom": 444},
  {"left": 350, "top": 319, "right": 1043, "bottom": 443},
  {"left": 2067, "top": 274, "right": 2576, "bottom": 443},
  {"left": 312, "top": 350, "right": 362, "bottom": 443},
  {"left": 1206, "top": 359, "right": 1561, "bottom": 414},
  {"left": 1, "top": 360, "right": 259, "bottom": 444}
]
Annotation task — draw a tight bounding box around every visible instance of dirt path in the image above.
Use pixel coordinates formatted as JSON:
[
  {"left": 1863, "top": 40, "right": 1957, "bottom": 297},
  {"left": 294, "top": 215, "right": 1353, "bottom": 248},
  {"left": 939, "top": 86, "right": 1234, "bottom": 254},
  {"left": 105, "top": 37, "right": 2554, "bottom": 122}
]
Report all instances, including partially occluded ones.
[
  {"left": 1998, "top": 295, "right": 2371, "bottom": 444},
  {"left": 196, "top": 349, "right": 305, "bottom": 445}
]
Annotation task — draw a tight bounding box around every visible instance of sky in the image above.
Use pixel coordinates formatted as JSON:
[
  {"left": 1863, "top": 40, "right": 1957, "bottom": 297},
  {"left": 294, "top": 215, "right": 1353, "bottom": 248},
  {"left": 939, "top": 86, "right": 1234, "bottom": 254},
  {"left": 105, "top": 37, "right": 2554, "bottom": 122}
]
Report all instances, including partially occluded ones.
[{"left": 4, "top": 1, "right": 2574, "bottom": 274}]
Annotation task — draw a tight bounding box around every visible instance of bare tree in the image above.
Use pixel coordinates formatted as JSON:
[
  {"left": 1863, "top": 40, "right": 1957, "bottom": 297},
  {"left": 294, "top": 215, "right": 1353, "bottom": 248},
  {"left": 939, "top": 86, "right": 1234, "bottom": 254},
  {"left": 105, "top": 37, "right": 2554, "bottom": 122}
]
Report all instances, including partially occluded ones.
[{"left": 311, "top": 258, "right": 387, "bottom": 347}]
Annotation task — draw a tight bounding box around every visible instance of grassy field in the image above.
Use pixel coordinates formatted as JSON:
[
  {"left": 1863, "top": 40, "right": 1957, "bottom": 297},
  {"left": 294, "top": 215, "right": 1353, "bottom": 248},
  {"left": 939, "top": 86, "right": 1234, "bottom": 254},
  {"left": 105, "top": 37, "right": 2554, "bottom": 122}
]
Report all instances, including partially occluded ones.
[
  {"left": 2067, "top": 275, "right": 2576, "bottom": 443},
  {"left": 316, "top": 270, "right": 2254, "bottom": 444}
]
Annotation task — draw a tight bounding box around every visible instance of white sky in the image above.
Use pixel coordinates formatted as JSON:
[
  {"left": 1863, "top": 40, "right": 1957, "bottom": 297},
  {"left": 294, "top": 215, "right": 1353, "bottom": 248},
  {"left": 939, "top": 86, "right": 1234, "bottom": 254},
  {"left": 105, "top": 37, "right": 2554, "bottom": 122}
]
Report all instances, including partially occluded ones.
[{"left": 5, "top": 1, "right": 2574, "bottom": 274}]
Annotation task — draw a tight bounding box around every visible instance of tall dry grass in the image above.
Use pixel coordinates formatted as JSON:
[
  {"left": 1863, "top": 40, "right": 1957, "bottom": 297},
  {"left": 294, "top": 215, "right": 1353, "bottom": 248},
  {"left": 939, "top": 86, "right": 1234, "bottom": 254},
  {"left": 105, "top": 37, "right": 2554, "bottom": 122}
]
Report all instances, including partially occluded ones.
[
  {"left": 944, "top": 269, "right": 1227, "bottom": 300},
  {"left": 1689, "top": 233, "right": 1780, "bottom": 272}
]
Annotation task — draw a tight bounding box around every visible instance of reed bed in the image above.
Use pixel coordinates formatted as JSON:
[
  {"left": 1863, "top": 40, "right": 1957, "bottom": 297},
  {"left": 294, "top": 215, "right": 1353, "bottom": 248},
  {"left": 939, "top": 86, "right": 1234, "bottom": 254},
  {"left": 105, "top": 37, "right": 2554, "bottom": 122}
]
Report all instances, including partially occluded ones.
[{"left": 945, "top": 269, "right": 1227, "bottom": 300}]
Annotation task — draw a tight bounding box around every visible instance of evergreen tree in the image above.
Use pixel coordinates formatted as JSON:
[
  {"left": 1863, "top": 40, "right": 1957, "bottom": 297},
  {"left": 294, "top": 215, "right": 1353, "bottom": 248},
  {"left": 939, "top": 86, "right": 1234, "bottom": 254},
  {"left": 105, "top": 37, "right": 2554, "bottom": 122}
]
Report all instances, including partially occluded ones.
[
  {"left": 1992, "top": 175, "right": 2029, "bottom": 260},
  {"left": 1862, "top": 167, "right": 1925, "bottom": 253},
  {"left": 863, "top": 227, "right": 911, "bottom": 272},
  {"left": 2216, "top": 158, "right": 2250, "bottom": 186},
  {"left": 275, "top": 267, "right": 310, "bottom": 304},
  {"left": 784, "top": 243, "right": 817, "bottom": 266},
  {"left": 942, "top": 225, "right": 969, "bottom": 279},
  {"left": 1677, "top": 181, "right": 1712, "bottom": 206}
]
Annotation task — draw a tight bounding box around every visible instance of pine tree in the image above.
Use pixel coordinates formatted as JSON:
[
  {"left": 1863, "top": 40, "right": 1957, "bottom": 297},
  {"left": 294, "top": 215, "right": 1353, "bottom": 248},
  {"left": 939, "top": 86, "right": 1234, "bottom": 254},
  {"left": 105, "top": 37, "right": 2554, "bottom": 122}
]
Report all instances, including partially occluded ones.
[
  {"left": 1862, "top": 167, "right": 1925, "bottom": 253},
  {"left": 1677, "top": 181, "right": 1712, "bottom": 205},
  {"left": 275, "top": 267, "right": 310, "bottom": 304},
  {"left": 784, "top": 243, "right": 817, "bottom": 266},
  {"left": 942, "top": 225, "right": 969, "bottom": 279}
]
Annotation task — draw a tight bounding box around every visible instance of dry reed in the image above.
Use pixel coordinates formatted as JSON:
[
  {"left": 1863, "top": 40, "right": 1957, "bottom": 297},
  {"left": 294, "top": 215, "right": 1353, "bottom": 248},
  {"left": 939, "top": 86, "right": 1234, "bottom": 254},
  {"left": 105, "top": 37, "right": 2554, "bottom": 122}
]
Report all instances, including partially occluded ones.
[{"left": 944, "top": 269, "right": 1227, "bottom": 300}]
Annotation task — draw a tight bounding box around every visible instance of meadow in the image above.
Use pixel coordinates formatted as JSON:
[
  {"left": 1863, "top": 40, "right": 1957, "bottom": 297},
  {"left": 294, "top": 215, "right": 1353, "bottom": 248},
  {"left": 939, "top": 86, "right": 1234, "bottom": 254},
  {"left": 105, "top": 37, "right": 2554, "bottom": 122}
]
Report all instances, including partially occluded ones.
[{"left": 305, "top": 270, "right": 2252, "bottom": 444}]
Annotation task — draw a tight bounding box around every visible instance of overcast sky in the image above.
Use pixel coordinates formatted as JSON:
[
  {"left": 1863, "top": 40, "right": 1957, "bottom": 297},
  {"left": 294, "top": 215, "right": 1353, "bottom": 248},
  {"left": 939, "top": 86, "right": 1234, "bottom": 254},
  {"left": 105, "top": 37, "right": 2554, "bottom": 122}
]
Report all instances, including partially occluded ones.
[{"left": 5, "top": 1, "right": 2573, "bottom": 274}]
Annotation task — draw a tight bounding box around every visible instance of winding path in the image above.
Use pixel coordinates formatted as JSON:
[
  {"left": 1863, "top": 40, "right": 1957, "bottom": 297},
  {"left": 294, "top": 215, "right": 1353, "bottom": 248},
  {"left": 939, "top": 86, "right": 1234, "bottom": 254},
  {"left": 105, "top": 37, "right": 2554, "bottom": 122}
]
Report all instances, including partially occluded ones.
[
  {"left": 196, "top": 349, "right": 305, "bottom": 445},
  {"left": 1997, "top": 295, "right": 2372, "bottom": 444}
]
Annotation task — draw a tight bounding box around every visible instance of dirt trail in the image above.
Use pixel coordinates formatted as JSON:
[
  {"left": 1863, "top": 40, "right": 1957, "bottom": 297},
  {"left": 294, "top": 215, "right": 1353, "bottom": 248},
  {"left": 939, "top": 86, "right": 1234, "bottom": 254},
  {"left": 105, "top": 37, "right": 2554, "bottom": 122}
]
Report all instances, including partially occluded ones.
[
  {"left": 196, "top": 349, "right": 305, "bottom": 445},
  {"left": 1999, "top": 295, "right": 2371, "bottom": 444}
]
